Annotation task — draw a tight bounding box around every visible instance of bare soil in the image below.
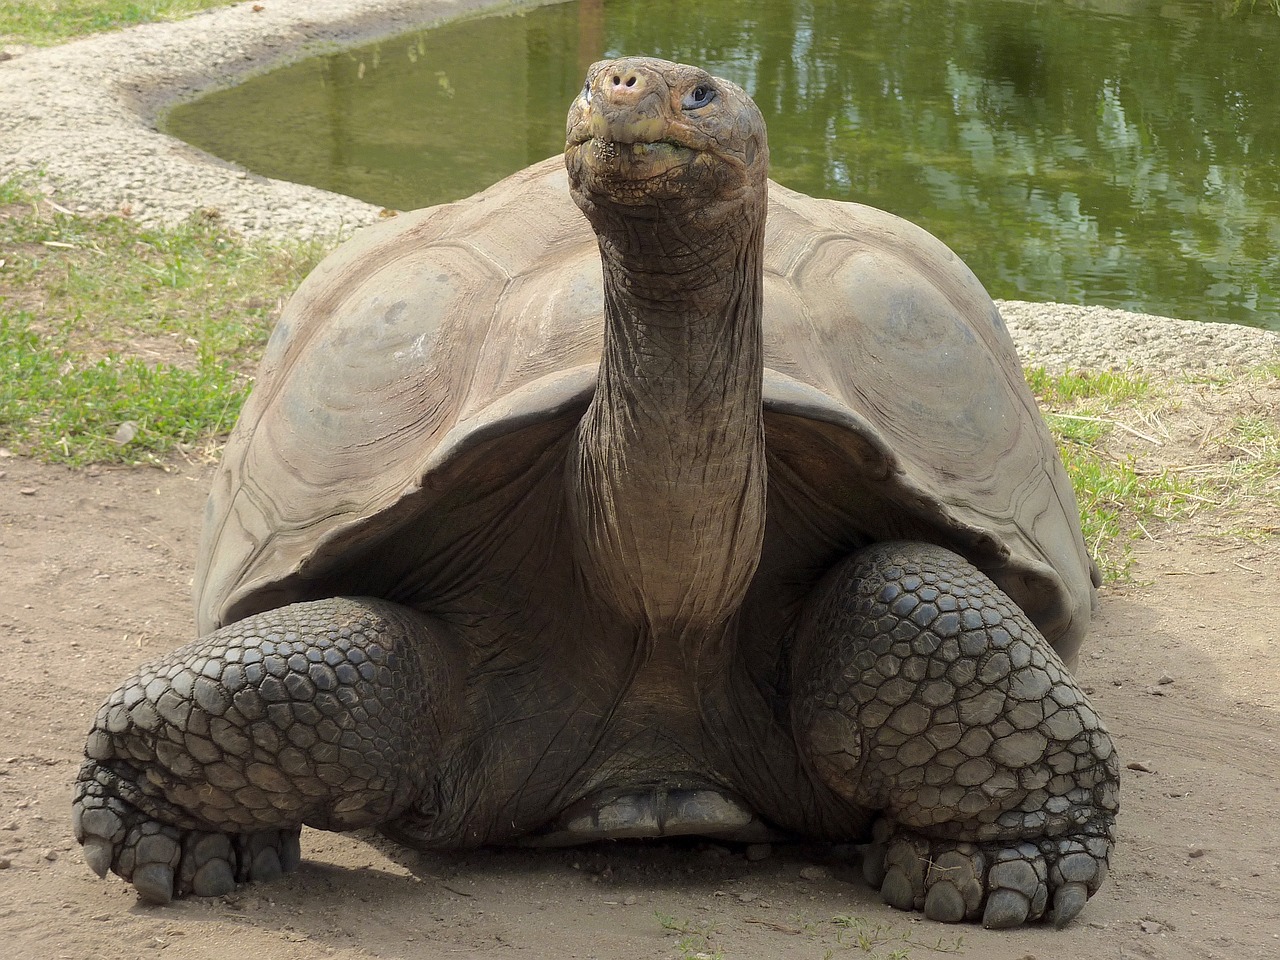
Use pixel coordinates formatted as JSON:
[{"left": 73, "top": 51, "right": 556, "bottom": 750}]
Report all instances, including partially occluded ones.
[{"left": 1, "top": 381, "right": 1278, "bottom": 960}]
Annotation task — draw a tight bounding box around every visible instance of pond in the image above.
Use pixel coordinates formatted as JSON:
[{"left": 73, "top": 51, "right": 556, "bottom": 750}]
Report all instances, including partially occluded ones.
[{"left": 164, "top": 0, "right": 1280, "bottom": 330}]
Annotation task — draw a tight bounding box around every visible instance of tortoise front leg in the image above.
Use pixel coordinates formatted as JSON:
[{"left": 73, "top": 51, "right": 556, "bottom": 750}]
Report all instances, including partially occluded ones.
[
  {"left": 790, "top": 541, "right": 1119, "bottom": 928},
  {"left": 73, "top": 597, "right": 461, "bottom": 903}
]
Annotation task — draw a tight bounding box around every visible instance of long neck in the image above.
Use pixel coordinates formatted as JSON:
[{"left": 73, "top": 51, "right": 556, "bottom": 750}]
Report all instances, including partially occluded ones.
[{"left": 570, "top": 199, "right": 768, "bottom": 637}]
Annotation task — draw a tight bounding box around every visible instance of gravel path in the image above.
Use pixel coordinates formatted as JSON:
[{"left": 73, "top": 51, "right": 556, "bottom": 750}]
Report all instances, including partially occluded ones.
[{"left": 2, "top": 0, "right": 1277, "bottom": 371}]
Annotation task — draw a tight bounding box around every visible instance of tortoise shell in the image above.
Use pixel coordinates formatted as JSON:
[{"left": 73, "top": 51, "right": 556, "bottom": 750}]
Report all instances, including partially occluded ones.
[{"left": 195, "top": 155, "right": 1096, "bottom": 666}]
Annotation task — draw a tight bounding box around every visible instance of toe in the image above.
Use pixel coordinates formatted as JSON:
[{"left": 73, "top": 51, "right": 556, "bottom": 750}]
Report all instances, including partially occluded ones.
[
  {"left": 250, "top": 845, "right": 283, "bottom": 883},
  {"left": 881, "top": 866, "right": 918, "bottom": 911},
  {"left": 1052, "top": 882, "right": 1089, "bottom": 928},
  {"left": 132, "top": 862, "right": 176, "bottom": 905},
  {"left": 924, "top": 846, "right": 986, "bottom": 922},
  {"left": 191, "top": 859, "right": 236, "bottom": 898},
  {"left": 923, "top": 881, "right": 967, "bottom": 922},
  {"left": 178, "top": 833, "right": 236, "bottom": 897},
  {"left": 236, "top": 830, "right": 295, "bottom": 883},
  {"left": 982, "top": 887, "right": 1030, "bottom": 929},
  {"left": 82, "top": 836, "right": 114, "bottom": 878},
  {"left": 879, "top": 834, "right": 928, "bottom": 911}
]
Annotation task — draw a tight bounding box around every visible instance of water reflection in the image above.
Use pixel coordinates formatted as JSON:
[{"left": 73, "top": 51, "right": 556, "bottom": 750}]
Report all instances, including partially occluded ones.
[{"left": 164, "top": 0, "right": 1280, "bottom": 329}]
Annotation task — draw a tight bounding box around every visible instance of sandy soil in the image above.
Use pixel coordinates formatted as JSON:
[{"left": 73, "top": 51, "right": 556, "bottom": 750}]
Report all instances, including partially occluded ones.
[{"left": 2, "top": 1, "right": 1280, "bottom": 959}]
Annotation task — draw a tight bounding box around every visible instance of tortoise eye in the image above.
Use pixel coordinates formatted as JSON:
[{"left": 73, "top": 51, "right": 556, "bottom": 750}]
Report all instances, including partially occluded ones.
[
  {"left": 582, "top": 81, "right": 592, "bottom": 103},
  {"left": 682, "top": 84, "right": 716, "bottom": 110}
]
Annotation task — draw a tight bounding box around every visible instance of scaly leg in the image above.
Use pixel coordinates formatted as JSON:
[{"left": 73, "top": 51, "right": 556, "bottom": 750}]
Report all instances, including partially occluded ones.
[
  {"left": 73, "top": 596, "right": 460, "bottom": 903},
  {"left": 791, "top": 541, "right": 1119, "bottom": 928}
]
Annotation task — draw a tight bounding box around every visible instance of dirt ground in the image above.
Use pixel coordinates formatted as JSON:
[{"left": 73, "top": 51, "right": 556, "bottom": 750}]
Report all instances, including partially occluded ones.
[{"left": 1, "top": 405, "right": 1278, "bottom": 960}]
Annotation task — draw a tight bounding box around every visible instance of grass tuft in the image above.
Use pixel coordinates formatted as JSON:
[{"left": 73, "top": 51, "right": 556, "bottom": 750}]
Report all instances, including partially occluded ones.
[
  {"left": 0, "top": 175, "right": 328, "bottom": 464},
  {"left": 1026, "top": 365, "right": 1207, "bottom": 578},
  {"left": 1024, "top": 366, "right": 1150, "bottom": 407}
]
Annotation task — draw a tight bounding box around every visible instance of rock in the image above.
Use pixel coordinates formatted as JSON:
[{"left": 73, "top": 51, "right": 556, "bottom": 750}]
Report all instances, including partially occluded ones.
[
  {"left": 736, "top": 891, "right": 758, "bottom": 903},
  {"left": 1157, "top": 674, "right": 1175, "bottom": 685},
  {"left": 1140, "top": 920, "right": 1164, "bottom": 934},
  {"left": 744, "top": 843, "right": 772, "bottom": 862},
  {"left": 112, "top": 421, "right": 139, "bottom": 446},
  {"left": 798, "top": 865, "right": 829, "bottom": 882},
  {"left": 1188, "top": 845, "right": 1207, "bottom": 859},
  {"left": 1126, "top": 761, "right": 1154, "bottom": 773}
]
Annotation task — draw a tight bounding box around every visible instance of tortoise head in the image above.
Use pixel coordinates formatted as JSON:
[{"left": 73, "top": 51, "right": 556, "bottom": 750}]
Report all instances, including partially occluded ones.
[{"left": 565, "top": 57, "right": 768, "bottom": 219}]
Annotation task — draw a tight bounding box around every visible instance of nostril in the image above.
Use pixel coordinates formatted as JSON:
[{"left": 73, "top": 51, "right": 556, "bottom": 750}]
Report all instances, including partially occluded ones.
[{"left": 610, "top": 72, "right": 640, "bottom": 90}]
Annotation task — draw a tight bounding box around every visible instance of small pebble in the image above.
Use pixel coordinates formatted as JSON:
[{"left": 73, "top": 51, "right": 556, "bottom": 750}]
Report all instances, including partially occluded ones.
[
  {"left": 43, "top": 849, "right": 58, "bottom": 861},
  {"left": 622, "top": 895, "right": 637, "bottom": 906},
  {"left": 1145, "top": 686, "right": 1166, "bottom": 696},
  {"left": 1188, "top": 845, "right": 1207, "bottom": 859},
  {"left": 799, "top": 865, "right": 829, "bottom": 882},
  {"left": 1157, "top": 674, "right": 1175, "bottom": 685},
  {"left": 736, "top": 891, "right": 758, "bottom": 903},
  {"left": 1125, "top": 761, "right": 1154, "bottom": 773},
  {"left": 0, "top": 857, "right": 11, "bottom": 869},
  {"left": 744, "top": 843, "right": 772, "bottom": 862},
  {"left": 1140, "top": 920, "right": 1164, "bottom": 934}
]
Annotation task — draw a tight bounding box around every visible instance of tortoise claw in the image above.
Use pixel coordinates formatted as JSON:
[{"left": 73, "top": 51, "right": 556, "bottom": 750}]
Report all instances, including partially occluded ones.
[
  {"left": 982, "top": 887, "right": 1031, "bottom": 929},
  {"left": 1052, "top": 881, "right": 1089, "bottom": 928},
  {"left": 133, "top": 862, "right": 176, "bottom": 905},
  {"left": 880, "top": 866, "right": 917, "bottom": 911},
  {"left": 82, "top": 836, "right": 114, "bottom": 878}
]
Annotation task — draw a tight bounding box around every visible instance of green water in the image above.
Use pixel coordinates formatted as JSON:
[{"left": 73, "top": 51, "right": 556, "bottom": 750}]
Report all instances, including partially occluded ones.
[{"left": 165, "top": 0, "right": 1280, "bottom": 330}]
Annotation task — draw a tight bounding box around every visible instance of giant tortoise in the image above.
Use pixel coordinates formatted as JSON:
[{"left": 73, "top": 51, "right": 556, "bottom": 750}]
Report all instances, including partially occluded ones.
[{"left": 74, "top": 56, "right": 1118, "bottom": 928}]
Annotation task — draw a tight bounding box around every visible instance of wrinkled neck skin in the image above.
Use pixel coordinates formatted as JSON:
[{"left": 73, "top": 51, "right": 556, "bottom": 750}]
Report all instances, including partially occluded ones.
[{"left": 569, "top": 189, "right": 768, "bottom": 642}]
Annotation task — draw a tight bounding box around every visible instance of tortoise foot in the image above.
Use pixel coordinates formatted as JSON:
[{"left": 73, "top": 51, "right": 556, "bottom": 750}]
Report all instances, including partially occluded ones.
[
  {"left": 861, "top": 817, "right": 1110, "bottom": 928},
  {"left": 791, "top": 541, "right": 1119, "bottom": 927},
  {"left": 75, "top": 764, "right": 301, "bottom": 903},
  {"left": 73, "top": 597, "right": 459, "bottom": 900}
]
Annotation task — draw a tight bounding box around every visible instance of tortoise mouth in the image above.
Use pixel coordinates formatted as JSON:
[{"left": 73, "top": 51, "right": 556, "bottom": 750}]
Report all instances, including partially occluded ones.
[
  {"left": 575, "top": 135, "right": 693, "bottom": 161},
  {"left": 570, "top": 135, "right": 696, "bottom": 189}
]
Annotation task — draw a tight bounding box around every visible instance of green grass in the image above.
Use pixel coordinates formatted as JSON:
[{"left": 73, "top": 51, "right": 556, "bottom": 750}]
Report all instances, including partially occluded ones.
[
  {"left": 1025, "top": 366, "right": 1206, "bottom": 578},
  {"left": 0, "top": 0, "right": 236, "bottom": 45},
  {"left": 0, "top": 174, "right": 327, "bottom": 464},
  {"left": 1024, "top": 365, "right": 1150, "bottom": 407}
]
